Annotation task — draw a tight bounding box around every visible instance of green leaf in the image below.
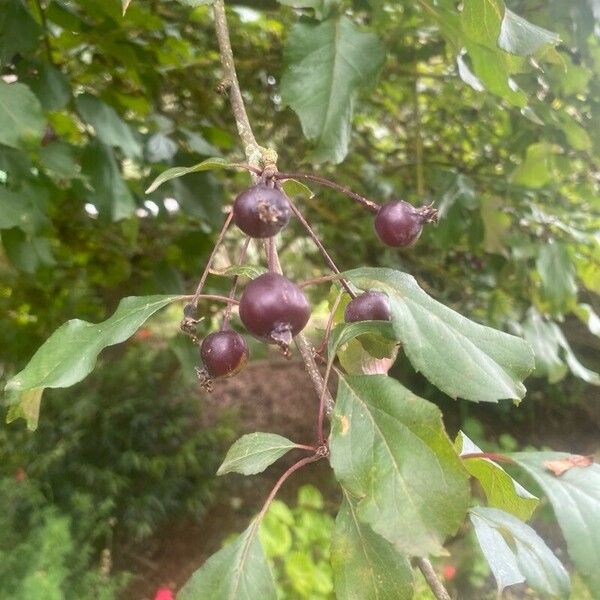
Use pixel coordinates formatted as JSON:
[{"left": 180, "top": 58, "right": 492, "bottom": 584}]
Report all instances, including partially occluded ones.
[
  {"left": 0, "top": 187, "right": 49, "bottom": 234},
  {"left": 210, "top": 264, "right": 268, "bottom": 280},
  {"left": 520, "top": 309, "right": 567, "bottom": 383},
  {"left": 345, "top": 267, "right": 535, "bottom": 403},
  {"left": 297, "top": 484, "right": 323, "bottom": 510},
  {"left": 147, "top": 132, "right": 178, "bottom": 163},
  {"left": 281, "top": 16, "right": 385, "bottom": 164},
  {"left": 217, "top": 433, "right": 299, "bottom": 476},
  {"left": 574, "top": 303, "right": 600, "bottom": 338},
  {"left": 178, "top": 519, "right": 276, "bottom": 600},
  {"left": 182, "top": 129, "right": 221, "bottom": 156},
  {"left": 1, "top": 229, "right": 54, "bottom": 273},
  {"left": 498, "top": 9, "right": 560, "bottom": 56},
  {"left": 39, "top": 142, "right": 79, "bottom": 180},
  {"left": 549, "top": 322, "right": 600, "bottom": 385},
  {"left": 470, "top": 507, "right": 570, "bottom": 598},
  {"left": 462, "top": 0, "right": 504, "bottom": 48},
  {"left": 260, "top": 504, "right": 292, "bottom": 557},
  {"left": 512, "top": 143, "right": 560, "bottom": 188},
  {"left": 81, "top": 141, "right": 136, "bottom": 221},
  {"left": 0, "top": 81, "right": 45, "bottom": 149},
  {"left": 5, "top": 388, "right": 43, "bottom": 432},
  {"left": 0, "top": 0, "right": 41, "bottom": 63},
  {"left": 329, "top": 374, "right": 470, "bottom": 556},
  {"left": 327, "top": 320, "right": 396, "bottom": 368},
  {"left": 277, "top": 0, "right": 339, "bottom": 20},
  {"left": 510, "top": 452, "right": 600, "bottom": 593},
  {"left": 76, "top": 94, "right": 142, "bottom": 159},
  {"left": 520, "top": 309, "right": 599, "bottom": 385},
  {"left": 536, "top": 243, "right": 577, "bottom": 314},
  {"left": 25, "top": 62, "right": 71, "bottom": 111},
  {"left": 331, "top": 493, "right": 414, "bottom": 600},
  {"left": 145, "top": 157, "right": 230, "bottom": 193},
  {"left": 280, "top": 178, "right": 314, "bottom": 200},
  {"left": 5, "top": 295, "right": 180, "bottom": 430},
  {"left": 457, "top": 432, "right": 538, "bottom": 520}
]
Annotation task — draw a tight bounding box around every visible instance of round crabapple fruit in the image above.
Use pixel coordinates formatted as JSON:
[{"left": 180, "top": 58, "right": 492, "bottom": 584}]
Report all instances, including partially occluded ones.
[
  {"left": 233, "top": 185, "right": 291, "bottom": 238},
  {"left": 239, "top": 272, "right": 310, "bottom": 352},
  {"left": 344, "top": 291, "right": 391, "bottom": 323}
]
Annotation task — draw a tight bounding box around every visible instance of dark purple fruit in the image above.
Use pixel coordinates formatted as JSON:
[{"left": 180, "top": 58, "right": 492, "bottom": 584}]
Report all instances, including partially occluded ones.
[
  {"left": 233, "top": 185, "right": 291, "bottom": 238},
  {"left": 374, "top": 200, "right": 437, "bottom": 248},
  {"left": 345, "top": 291, "right": 391, "bottom": 323},
  {"left": 239, "top": 272, "right": 310, "bottom": 349},
  {"left": 200, "top": 330, "right": 249, "bottom": 378}
]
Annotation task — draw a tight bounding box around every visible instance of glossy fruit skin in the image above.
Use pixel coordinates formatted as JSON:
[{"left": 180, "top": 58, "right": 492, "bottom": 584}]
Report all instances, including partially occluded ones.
[
  {"left": 200, "top": 330, "right": 249, "bottom": 378},
  {"left": 233, "top": 185, "right": 291, "bottom": 238},
  {"left": 374, "top": 200, "right": 423, "bottom": 247},
  {"left": 344, "top": 291, "right": 391, "bottom": 323},
  {"left": 239, "top": 273, "right": 311, "bottom": 344}
]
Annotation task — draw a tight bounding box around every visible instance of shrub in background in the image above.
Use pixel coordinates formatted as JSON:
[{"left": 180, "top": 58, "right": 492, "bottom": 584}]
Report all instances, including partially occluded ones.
[{"left": 0, "top": 342, "right": 233, "bottom": 592}]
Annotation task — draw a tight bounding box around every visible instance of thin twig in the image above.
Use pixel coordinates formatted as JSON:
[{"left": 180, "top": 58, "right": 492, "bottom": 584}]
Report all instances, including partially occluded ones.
[
  {"left": 257, "top": 455, "right": 323, "bottom": 521},
  {"left": 415, "top": 558, "right": 452, "bottom": 600},
  {"left": 213, "top": 0, "right": 262, "bottom": 170},
  {"left": 275, "top": 171, "right": 381, "bottom": 213},
  {"left": 280, "top": 186, "right": 356, "bottom": 298},
  {"left": 316, "top": 289, "right": 344, "bottom": 356},
  {"left": 460, "top": 452, "right": 514, "bottom": 464},
  {"left": 189, "top": 211, "right": 234, "bottom": 310},
  {"left": 298, "top": 273, "right": 347, "bottom": 288},
  {"left": 222, "top": 236, "right": 252, "bottom": 329},
  {"left": 182, "top": 294, "right": 240, "bottom": 305}
]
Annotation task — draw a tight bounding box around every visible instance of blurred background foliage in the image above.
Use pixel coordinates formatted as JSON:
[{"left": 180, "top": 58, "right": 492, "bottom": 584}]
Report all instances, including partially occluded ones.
[{"left": 0, "top": 0, "right": 599, "bottom": 597}]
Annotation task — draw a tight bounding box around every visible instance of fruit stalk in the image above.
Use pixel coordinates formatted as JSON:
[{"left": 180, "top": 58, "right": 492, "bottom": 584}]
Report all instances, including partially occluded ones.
[
  {"left": 281, "top": 186, "right": 356, "bottom": 298},
  {"left": 275, "top": 170, "right": 381, "bottom": 213}
]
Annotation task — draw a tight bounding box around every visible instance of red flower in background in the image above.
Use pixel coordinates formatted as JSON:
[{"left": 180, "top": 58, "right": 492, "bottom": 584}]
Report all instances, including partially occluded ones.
[
  {"left": 443, "top": 564, "right": 457, "bottom": 581},
  {"left": 134, "top": 327, "right": 153, "bottom": 341},
  {"left": 154, "top": 588, "right": 174, "bottom": 600}
]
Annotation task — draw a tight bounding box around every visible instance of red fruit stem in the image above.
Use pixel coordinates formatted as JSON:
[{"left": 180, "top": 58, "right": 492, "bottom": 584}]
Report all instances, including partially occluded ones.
[
  {"left": 460, "top": 451, "right": 514, "bottom": 464},
  {"left": 257, "top": 454, "right": 323, "bottom": 522},
  {"left": 222, "top": 236, "right": 252, "bottom": 329},
  {"left": 316, "top": 289, "right": 344, "bottom": 356},
  {"left": 230, "top": 162, "right": 263, "bottom": 176},
  {"left": 189, "top": 210, "right": 234, "bottom": 310},
  {"left": 275, "top": 171, "right": 381, "bottom": 213},
  {"left": 298, "top": 273, "right": 348, "bottom": 288},
  {"left": 281, "top": 189, "right": 356, "bottom": 298},
  {"left": 184, "top": 294, "right": 240, "bottom": 306},
  {"left": 295, "top": 443, "right": 318, "bottom": 452}
]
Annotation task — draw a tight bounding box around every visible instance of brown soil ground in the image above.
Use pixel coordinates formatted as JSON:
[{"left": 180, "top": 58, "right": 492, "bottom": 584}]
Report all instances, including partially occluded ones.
[
  {"left": 119, "top": 359, "right": 339, "bottom": 600},
  {"left": 118, "top": 359, "right": 600, "bottom": 600}
]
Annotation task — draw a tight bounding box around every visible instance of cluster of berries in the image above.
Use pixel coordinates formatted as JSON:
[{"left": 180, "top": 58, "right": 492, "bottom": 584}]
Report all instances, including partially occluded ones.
[{"left": 194, "top": 179, "right": 436, "bottom": 388}]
